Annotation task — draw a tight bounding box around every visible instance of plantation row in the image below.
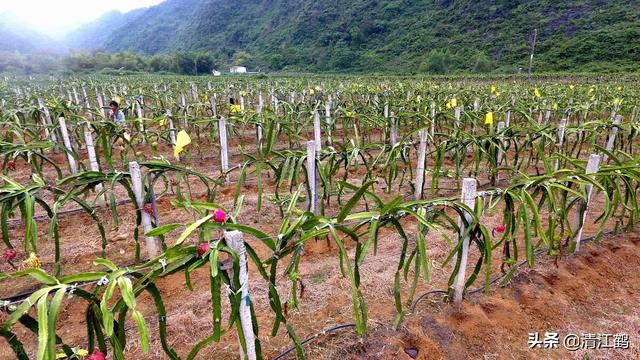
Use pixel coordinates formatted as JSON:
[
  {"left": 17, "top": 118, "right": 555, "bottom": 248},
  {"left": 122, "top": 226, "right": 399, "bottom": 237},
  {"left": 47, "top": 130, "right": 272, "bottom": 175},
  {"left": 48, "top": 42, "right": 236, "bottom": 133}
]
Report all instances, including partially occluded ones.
[{"left": 1, "top": 76, "right": 639, "bottom": 359}]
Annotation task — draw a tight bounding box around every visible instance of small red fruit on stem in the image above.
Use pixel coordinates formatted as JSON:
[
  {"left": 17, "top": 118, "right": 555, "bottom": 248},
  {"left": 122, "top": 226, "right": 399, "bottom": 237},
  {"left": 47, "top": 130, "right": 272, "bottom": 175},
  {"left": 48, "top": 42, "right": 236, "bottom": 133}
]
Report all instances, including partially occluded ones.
[
  {"left": 6, "top": 160, "right": 15, "bottom": 171},
  {"left": 3, "top": 249, "right": 17, "bottom": 261},
  {"left": 495, "top": 224, "right": 506, "bottom": 233},
  {"left": 197, "top": 242, "right": 210, "bottom": 256},
  {"left": 143, "top": 203, "right": 154, "bottom": 215},
  {"left": 212, "top": 209, "right": 226, "bottom": 223}
]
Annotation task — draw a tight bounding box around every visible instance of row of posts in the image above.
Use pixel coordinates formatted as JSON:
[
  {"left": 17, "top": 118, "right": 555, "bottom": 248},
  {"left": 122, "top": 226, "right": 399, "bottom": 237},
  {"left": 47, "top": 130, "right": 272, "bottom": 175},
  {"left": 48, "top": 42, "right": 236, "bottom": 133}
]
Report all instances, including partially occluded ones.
[{"left": 33, "top": 94, "right": 621, "bottom": 360}]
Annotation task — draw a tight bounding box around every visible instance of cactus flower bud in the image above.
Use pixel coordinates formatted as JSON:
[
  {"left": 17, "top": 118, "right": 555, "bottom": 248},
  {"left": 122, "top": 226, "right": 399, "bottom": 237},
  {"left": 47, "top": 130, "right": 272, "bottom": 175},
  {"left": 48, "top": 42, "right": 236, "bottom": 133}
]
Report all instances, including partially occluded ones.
[
  {"left": 2, "top": 249, "right": 17, "bottom": 261},
  {"left": 197, "top": 242, "right": 210, "bottom": 256},
  {"left": 87, "top": 351, "right": 107, "bottom": 360},
  {"left": 212, "top": 209, "right": 226, "bottom": 223}
]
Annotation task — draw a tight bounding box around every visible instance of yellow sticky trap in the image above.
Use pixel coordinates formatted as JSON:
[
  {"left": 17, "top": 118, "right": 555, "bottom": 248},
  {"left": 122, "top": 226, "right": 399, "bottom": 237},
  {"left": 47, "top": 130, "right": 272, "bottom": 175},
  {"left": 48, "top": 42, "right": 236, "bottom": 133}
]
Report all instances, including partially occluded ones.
[
  {"left": 613, "top": 98, "right": 621, "bottom": 105},
  {"left": 451, "top": 98, "right": 457, "bottom": 107},
  {"left": 309, "top": 89, "right": 315, "bottom": 95},
  {"left": 174, "top": 130, "right": 191, "bottom": 158},
  {"left": 569, "top": 85, "right": 575, "bottom": 90},
  {"left": 534, "top": 88, "right": 541, "bottom": 97},
  {"left": 116, "top": 96, "right": 122, "bottom": 104},
  {"left": 485, "top": 112, "right": 494, "bottom": 125},
  {"left": 491, "top": 85, "right": 496, "bottom": 93},
  {"left": 553, "top": 103, "right": 558, "bottom": 111}
]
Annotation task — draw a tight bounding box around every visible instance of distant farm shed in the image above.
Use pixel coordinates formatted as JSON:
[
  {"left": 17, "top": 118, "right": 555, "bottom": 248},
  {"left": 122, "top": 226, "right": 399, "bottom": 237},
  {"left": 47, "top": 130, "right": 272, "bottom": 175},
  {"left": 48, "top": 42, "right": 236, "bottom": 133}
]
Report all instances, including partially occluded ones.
[{"left": 230, "top": 66, "right": 247, "bottom": 73}]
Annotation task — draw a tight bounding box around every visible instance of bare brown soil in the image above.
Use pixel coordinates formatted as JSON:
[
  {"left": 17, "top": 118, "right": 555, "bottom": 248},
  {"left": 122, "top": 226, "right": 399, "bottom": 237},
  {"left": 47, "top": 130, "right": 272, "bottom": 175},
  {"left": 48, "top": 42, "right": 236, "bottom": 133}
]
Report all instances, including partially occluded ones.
[{"left": 322, "top": 231, "right": 640, "bottom": 360}]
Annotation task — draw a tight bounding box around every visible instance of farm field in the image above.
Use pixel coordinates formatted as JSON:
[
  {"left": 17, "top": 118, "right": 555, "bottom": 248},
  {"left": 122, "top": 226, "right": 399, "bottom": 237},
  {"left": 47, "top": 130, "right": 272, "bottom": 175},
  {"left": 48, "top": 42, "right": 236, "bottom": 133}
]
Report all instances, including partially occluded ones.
[{"left": 1, "top": 75, "right": 639, "bottom": 360}]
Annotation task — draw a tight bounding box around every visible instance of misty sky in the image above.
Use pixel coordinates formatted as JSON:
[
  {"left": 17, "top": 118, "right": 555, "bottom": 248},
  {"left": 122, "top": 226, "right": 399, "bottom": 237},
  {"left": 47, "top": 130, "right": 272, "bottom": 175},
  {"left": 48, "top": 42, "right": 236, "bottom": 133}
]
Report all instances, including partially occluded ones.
[{"left": 0, "top": 0, "right": 165, "bottom": 35}]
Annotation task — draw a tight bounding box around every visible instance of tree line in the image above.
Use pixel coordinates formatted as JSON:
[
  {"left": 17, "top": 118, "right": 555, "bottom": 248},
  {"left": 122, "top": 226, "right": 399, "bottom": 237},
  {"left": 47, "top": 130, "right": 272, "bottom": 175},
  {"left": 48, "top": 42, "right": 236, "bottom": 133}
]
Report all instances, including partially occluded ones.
[{"left": 0, "top": 51, "right": 222, "bottom": 75}]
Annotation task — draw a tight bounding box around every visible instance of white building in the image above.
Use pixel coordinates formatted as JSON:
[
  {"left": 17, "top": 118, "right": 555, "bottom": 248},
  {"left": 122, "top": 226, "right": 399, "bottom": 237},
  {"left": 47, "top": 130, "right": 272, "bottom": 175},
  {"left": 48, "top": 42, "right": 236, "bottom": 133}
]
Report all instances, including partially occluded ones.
[
  {"left": 230, "top": 66, "right": 247, "bottom": 73},
  {"left": 212, "top": 70, "right": 221, "bottom": 76}
]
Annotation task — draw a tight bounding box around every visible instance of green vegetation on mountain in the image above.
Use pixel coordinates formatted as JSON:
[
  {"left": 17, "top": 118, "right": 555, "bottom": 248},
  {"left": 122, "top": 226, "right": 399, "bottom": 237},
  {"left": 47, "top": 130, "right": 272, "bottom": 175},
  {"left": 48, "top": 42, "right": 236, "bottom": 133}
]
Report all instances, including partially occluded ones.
[
  {"left": 96, "top": 0, "right": 640, "bottom": 73},
  {"left": 1, "top": 0, "right": 639, "bottom": 74}
]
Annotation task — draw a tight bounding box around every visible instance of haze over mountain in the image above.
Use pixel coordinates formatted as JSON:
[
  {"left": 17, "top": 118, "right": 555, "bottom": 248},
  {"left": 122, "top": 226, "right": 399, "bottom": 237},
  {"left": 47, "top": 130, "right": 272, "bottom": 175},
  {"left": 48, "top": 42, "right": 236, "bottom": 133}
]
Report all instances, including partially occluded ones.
[
  {"left": 61, "top": 9, "right": 148, "bottom": 50},
  {"left": 3, "top": 0, "right": 640, "bottom": 72},
  {"left": 0, "top": 13, "right": 66, "bottom": 54}
]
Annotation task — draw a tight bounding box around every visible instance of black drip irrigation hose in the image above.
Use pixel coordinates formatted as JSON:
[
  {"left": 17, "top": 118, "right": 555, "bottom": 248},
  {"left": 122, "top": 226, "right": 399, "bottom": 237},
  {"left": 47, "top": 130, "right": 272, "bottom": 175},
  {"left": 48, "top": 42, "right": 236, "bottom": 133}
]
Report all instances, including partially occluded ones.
[
  {"left": 5, "top": 198, "right": 131, "bottom": 227},
  {"left": 271, "top": 229, "right": 620, "bottom": 360},
  {"left": 271, "top": 323, "right": 357, "bottom": 360}
]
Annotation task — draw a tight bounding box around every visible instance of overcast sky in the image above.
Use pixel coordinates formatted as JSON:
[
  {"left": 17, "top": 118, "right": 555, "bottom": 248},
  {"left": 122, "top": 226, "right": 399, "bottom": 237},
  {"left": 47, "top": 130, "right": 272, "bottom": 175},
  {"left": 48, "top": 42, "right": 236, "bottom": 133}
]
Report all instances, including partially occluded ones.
[{"left": 0, "top": 0, "right": 165, "bottom": 35}]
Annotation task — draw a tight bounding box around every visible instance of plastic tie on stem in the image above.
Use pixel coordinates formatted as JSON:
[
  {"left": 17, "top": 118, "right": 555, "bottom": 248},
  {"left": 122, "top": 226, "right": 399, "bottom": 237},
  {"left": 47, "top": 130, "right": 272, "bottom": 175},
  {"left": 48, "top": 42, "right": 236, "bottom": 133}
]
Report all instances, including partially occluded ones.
[
  {"left": 97, "top": 276, "right": 109, "bottom": 286},
  {"left": 159, "top": 258, "right": 167, "bottom": 272},
  {"left": 225, "top": 281, "right": 248, "bottom": 296},
  {"left": 68, "top": 283, "right": 78, "bottom": 298}
]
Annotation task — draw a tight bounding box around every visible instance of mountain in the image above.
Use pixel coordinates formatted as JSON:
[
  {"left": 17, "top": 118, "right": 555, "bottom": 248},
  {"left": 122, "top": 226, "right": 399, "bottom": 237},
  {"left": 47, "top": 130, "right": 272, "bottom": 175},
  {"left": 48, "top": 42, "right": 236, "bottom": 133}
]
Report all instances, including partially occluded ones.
[
  {"left": 0, "top": 13, "right": 66, "bottom": 54},
  {"left": 64, "top": 0, "right": 640, "bottom": 72},
  {"left": 62, "top": 9, "right": 147, "bottom": 50},
  {"left": 104, "top": 0, "right": 201, "bottom": 54}
]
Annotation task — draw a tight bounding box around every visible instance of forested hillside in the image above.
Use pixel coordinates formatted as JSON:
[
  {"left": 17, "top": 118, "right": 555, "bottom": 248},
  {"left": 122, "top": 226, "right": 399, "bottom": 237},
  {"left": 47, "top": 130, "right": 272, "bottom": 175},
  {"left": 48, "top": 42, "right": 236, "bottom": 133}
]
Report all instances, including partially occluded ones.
[
  {"left": 94, "top": 0, "right": 640, "bottom": 73},
  {"left": 3, "top": 0, "right": 639, "bottom": 73}
]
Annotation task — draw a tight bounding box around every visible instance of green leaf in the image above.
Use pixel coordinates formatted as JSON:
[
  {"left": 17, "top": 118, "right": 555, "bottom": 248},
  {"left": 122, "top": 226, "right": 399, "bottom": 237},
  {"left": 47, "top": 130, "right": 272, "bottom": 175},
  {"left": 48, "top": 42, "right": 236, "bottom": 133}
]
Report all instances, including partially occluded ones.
[
  {"left": 224, "top": 223, "right": 275, "bottom": 251},
  {"left": 59, "top": 272, "right": 107, "bottom": 284},
  {"left": 337, "top": 180, "right": 375, "bottom": 223},
  {"left": 145, "top": 223, "right": 181, "bottom": 237},
  {"left": 93, "top": 258, "right": 118, "bottom": 271},
  {"left": 117, "top": 277, "right": 136, "bottom": 309},
  {"left": 2, "top": 287, "right": 53, "bottom": 331},
  {"left": 132, "top": 310, "right": 149, "bottom": 353},
  {"left": 46, "top": 288, "right": 66, "bottom": 360},
  {"left": 36, "top": 294, "right": 48, "bottom": 360},
  {"left": 11, "top": 268, "right": 58, "bottom": 285},
  {"left": 209, "top": 244, "right": 219, "bottom": 279},
  {"left": 175, "top": 215, "right": 212, "bottom": 246}
]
